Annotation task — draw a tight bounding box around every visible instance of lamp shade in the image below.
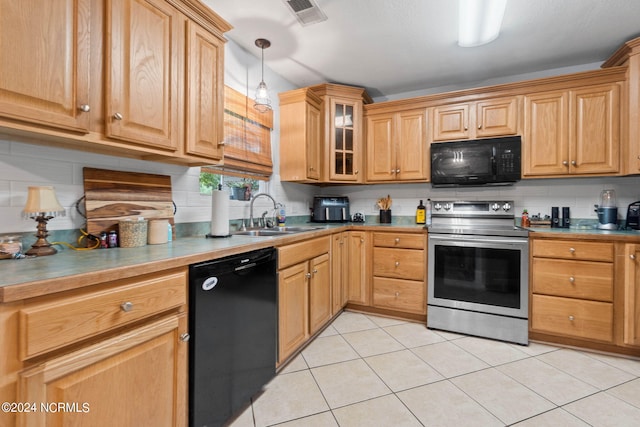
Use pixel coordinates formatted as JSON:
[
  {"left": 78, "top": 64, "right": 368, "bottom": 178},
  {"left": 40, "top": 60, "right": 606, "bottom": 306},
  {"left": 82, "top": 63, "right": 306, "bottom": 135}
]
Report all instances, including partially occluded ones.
[{"left": 22, "top": 186, "right": 66, "bottom": 218}]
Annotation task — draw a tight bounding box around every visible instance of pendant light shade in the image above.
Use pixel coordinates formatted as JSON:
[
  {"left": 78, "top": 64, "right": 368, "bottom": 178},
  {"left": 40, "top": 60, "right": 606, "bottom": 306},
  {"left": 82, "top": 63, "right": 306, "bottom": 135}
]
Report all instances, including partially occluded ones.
[{"left": 254, "top": 38, "right": 272, "bottom": 113}]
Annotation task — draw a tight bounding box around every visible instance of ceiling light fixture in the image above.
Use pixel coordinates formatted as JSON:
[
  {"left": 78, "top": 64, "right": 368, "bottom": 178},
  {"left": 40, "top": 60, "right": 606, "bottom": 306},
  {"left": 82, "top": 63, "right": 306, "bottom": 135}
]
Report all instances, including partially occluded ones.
[
  {"left": 254, "top": 38, "right": 272, "bottom": 113},
  {"left": 458, "top": 0, "right": 507, "bottom": 48}
]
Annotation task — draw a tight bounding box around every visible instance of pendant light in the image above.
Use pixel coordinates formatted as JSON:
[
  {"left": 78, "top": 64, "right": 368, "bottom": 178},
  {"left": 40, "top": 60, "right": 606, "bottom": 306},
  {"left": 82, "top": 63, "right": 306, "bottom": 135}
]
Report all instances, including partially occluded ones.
[{"left": 254, "top": 38, "right": 272, "bottom": 113}]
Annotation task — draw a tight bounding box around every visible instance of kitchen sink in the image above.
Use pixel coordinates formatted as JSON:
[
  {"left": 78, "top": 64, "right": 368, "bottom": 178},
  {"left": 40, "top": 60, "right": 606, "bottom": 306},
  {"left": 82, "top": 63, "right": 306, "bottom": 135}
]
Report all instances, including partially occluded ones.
[{"left": 232, "top": 226, "right": 322, "bottom": 237}]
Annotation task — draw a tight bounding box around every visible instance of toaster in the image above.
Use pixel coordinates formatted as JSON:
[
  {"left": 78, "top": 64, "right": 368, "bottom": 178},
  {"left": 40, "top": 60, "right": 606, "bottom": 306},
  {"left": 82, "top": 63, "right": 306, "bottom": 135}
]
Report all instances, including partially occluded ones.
[
  {"left": 311, "top": 196, "right": 350, "bottom": 223},
  {"left": 627, "top": 201, "right": 640, "bottom": 230}
]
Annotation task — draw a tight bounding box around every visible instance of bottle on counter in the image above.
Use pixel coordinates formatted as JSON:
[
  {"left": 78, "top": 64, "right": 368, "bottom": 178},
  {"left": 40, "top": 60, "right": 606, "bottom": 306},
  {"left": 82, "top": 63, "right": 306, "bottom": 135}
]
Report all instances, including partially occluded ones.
[
  {"left": 416, "top": 200, "right": 426, "bottom": 224},
  {"left": 277, "top": 204, "right": 286, "bottom": 227},
  {"left": 425, "top": 198, "right": 432, "bottom": 226},
  {"left": 521, "top": 209, "right": 530, "bottom": 228}
]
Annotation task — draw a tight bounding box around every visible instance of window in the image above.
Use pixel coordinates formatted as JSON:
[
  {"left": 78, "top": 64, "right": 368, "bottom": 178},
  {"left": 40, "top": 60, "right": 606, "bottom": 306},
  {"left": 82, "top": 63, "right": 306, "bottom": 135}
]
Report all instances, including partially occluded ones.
[{"left": 199, "top": 173, "right": 261, "bottom": 200}]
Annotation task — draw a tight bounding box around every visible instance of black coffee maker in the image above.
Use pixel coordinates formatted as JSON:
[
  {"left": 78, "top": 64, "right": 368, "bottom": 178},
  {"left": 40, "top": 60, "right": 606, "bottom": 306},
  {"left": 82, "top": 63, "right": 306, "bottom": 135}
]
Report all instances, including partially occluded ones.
[{"left": 627, "top": 201, "right": 640, "bottom": 230}]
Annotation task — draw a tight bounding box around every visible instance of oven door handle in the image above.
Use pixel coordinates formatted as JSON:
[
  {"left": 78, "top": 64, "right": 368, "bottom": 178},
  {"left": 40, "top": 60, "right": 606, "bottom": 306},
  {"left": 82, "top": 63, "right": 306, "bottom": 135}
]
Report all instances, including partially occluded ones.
[{"left": 429, "top": 234, "right": 528, "bottom": 245}]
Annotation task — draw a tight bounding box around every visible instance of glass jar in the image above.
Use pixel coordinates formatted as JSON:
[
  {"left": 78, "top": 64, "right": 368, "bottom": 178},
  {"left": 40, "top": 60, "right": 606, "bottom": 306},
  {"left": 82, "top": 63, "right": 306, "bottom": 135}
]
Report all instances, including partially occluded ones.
[{"left": 0, "top": 235, "right": 23, "bottom": 258}]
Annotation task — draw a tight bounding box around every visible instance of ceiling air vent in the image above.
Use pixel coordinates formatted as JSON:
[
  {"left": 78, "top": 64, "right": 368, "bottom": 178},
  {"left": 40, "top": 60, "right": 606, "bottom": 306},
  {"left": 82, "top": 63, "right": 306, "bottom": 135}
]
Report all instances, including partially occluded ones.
[{"left": 284, "top": 0, "right": 327, "bottom": 26}]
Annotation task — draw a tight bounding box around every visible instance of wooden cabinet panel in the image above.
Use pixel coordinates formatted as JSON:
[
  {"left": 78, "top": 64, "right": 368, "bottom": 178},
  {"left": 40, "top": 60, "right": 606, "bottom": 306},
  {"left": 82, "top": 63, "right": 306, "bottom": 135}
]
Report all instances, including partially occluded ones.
[
  {"left": 433, "top": 103, "right": 469, "bottom": 140},
  {"left": 532, "top": 240, "right": 614, "bottom": 262},
  {"left": 476, "top": 97, "right": 518, "bottom": 137},
  {"left": 19, "top": 269, "right": 187, "bottom": 360},
  {"left": 0, "top": 0, "right": 91, "bottom": 132},
  {"left": 184, "top": 20, "right": 224, "bottom": 160},
  {"left": 570, "top": 84, "right": 619, "bottom": 174},
  {"left": 346, "top": 231, "right": 369, "bottom": 305},
  {"left": 279, "top": 88, "right": 322, "bottom": 181},
  {"left": 106, "top": 0, "right": 180, "bottom": 151},
  {"left": 328, "top": 97, "right": 363, "bottom": 181},
  {"left": 309, "top": 254, "right": 331, "bottom": 335},
  {"left": 279, "top": 236, "right": 330, "bottom": 269},
  {"left": 373, "top": 247, "right": 425, "bottom": 281},
  {"left": 373, "top": 232, "right": 425, "bottom": 249},
  {"left": 624, "top": 244, "right": 640, "bottom": 346},
  {"left": 331, "top": 233, "right": 348, "bottom": 315},
  {"left": 523, "top": 91, "right": 569, "bottom": 176},
  {"left": 278, "top": 263, "right": 308, "bottom": 362},
  {"left": 366, "top": 109, "right": 428, "bottom": 182},
  {"left": 531, "top": 294, "right": 613, "bottom": 343},
  {"left": 532, "top": 258, "right": 613, "bottom": 301},
  {"left": 18, "top": 314, "right": 187, "bottom": 427},
  {"left": 433, "top": 97, "right": 518, "bottom": 141},
  {"left": 373, "top": 278, "right": 425, "bottom": 315}
]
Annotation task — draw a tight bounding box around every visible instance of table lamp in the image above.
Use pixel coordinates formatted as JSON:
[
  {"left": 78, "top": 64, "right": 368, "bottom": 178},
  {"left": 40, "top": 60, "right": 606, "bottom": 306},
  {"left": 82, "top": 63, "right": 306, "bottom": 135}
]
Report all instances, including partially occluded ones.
[{"left": 22, "top": 186, "right": 66, "bottom": 256}]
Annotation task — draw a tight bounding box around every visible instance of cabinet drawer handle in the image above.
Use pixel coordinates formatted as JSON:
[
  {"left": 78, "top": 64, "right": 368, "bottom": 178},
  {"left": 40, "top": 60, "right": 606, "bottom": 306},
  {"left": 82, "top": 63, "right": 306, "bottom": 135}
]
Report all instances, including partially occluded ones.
[
  {"left": 120, "top": 301, "right": 133, "bottom": 312},
  {"left": 394, "top": 292, "right": 400, "bottom": 298},
  {"left": 180, "top": 333, "right": 190, "bottom": 342},
  {"left": 217, "top": 141, "right": 225, "bottom": 146},
  {"left": 79, "top": 104, "right": 91, "bottom": 113},
  {"left": 395, "top": 238, "right": 400, "bottom": 243},
  {"left": 395, "top": 261, "right": 400, "bottom": 267},
  {"left": 569, "top": 247, "right": 576, "bottom": 254},
  {"left": 113, "top": 112, "right": 123, "bottom": 121},
  {"left": 568, "top": 315, "right": 575, "bottom": 321},
  {"left": 569, "top": 276, "right": 575, "bottom": 283}
]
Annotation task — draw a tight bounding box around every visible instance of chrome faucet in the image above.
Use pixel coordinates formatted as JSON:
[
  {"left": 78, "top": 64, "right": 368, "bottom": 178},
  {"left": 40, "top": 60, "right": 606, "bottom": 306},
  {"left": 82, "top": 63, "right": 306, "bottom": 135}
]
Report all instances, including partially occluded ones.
[{"left": 249, "top": 193, "right": 278, "bottom": 228}]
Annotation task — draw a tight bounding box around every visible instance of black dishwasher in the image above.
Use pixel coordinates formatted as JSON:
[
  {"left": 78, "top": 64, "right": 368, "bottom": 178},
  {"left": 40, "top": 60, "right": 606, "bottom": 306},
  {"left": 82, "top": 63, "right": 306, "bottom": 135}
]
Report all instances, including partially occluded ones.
[{"left": 188, "top": 247, "right": 278, "bottom": 427}]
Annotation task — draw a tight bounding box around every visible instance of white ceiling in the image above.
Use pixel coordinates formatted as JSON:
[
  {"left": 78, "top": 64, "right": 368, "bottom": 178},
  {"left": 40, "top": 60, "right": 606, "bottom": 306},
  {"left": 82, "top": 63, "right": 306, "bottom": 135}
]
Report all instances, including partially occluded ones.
[{"left": 202, "top": 0, "right": 640, "bottom": 100}]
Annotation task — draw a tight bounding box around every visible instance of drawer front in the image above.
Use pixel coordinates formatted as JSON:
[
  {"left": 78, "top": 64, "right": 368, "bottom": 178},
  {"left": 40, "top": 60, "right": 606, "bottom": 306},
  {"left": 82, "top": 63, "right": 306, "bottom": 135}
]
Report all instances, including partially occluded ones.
[
  {"left": 532, "top": 239, "right": 613, "bottom": 262},
  {"left": 19, "top": 269, "right": 187, "bottom": 359},
  {"left": 373, "top": 232, "right": 425, "bottom": 249},
  {"left": 373, "top": 247, "right": 424, "bottom": 281},
  {"left": 532, "top": 258, "right": 613, "bottom": 301},
  {"left": 278, "top": 236, "right": 330, "bottom": 269},
  {"left": 531, "top": 294, "right": 613, "bottom": 342},
  {"left": 373, "top": 277, "right": 426, "bottom": 314}
]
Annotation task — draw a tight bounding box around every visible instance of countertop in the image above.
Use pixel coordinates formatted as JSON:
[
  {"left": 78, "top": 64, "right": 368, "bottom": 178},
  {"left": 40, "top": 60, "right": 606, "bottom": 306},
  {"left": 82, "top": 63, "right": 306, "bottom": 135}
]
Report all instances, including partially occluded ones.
[
  {"left": 2, "top": 221, "right": 640, "bottom": 303},
  {"left": 0, "top": 223, "right": 425, "bottom": 302}
]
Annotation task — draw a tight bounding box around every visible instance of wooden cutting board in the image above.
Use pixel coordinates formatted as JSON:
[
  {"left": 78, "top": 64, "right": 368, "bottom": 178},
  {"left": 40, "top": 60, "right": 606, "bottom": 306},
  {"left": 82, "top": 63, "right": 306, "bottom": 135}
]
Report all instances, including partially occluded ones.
[{"left": 83, "top": 167, "right": 175, "bottom": 235}]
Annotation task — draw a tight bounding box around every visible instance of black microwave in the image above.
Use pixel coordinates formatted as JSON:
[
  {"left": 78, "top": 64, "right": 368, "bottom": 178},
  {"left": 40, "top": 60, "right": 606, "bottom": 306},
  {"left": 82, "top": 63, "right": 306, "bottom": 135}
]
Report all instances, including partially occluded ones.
[{"left": 430, "top": 136, "right": 521, "bottom": 187}]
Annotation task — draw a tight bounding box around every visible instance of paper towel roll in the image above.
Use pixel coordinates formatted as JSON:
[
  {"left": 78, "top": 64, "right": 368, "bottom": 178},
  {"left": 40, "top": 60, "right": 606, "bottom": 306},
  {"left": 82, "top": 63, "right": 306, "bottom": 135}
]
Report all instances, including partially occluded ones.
[{"left": 210, "top": 190, "right": 230, "bottom": 236}]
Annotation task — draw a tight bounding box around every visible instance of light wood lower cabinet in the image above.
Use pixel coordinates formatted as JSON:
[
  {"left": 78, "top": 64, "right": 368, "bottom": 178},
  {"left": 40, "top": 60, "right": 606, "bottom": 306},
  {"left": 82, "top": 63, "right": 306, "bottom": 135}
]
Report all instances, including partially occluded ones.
[
  {"left": 346, "top": 231, "right": 370, "bottom": 305},
  {"left": 0, "top": 267, "right": 189, "bottom": 427},
  {"left": 624, "top": 244, "right": 640, "bottom": 346},
  {"left": 371, "top": 232, "right": 426, "bottom": 315},
  {"left": 331, "top": 232, "right": 348, "bottom": 315},
  {"left": 278, "top": 236, "right": 331, "bottom": 364},
  {"left": 18, "top": 314, "right": 187, "bottom": 427}
]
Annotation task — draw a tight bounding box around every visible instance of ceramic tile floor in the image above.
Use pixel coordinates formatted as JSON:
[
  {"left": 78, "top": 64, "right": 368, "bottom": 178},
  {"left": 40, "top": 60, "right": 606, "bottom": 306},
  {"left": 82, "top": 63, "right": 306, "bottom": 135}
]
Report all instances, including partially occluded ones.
[{"left": 228, "top": 311, "right": 640, "bottom": 427}]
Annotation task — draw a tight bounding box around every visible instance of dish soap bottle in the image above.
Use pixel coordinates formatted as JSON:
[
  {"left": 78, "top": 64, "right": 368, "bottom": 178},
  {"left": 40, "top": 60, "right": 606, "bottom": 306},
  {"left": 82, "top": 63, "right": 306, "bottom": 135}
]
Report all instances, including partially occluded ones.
[
  {"left": 416, "top": 200, "right": 426, "bottom": 224},
  {"left": 277, "top": 204, "right": 286, "bottom": 227}
]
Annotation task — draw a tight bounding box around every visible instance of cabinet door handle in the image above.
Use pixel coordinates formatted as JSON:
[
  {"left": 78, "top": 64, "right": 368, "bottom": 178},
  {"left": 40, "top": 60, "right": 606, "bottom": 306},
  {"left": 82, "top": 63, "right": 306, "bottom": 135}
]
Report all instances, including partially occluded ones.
[
  {"left": 120, "top": 301, "right": 133, "bottom": 312},
  {"left": 355, "top": 170, "right": 359, "bottom": 174},
  {"left": 217, "top": 141, "right": 225, "bottom": 146},
  {"left": 563, "top": 160, "right": 569, "bottom": 166},
  {"left": 396, "top": 169, "right": 401, "bottom": 173},
  {"left": 569, "top": 276, "right": 575, "bottom": 283},
  {"left": 113, "top": 112, "right": 123, "bottom": 121},
  {"left": 571, "top": 160, "right": 577, "bottom": 166},
  {"left": 312, "top": 269, "right": 318, "bottom": 274},
  {"left": 394, "top": 292, "right": 400, "bottom": 298},
  {"left": 305, "top": 273, "right": 312, "bottom": 279},
  {"left": 180, "top": 333, "right": 190, "bottom": 342},
  {"left": 477, "top": 123, "right": 482, "bottom": 129},
  {"left": 631, "top": 254, "right": 637, "bottom": 260},
  {"left": 79, "top": 104, "right": 91, "bottom": 113},
  {"left": 568, "top": 315, "right": 575, "bottom": 321},
  {"left": 395, "top": 261, "right": 400, "bottom": 267}
]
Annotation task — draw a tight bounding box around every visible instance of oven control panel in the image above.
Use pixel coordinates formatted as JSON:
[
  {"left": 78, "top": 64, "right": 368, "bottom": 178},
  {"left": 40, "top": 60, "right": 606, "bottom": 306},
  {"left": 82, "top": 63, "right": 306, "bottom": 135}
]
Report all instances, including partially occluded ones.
[{"left": 431, "top": 201, "right": 515, "bottom": 217}]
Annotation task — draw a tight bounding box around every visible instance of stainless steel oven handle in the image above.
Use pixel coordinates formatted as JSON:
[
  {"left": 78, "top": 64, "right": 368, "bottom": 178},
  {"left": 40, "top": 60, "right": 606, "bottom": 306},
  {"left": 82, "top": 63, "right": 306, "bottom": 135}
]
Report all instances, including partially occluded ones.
[{"left": 428, "top": 234, "right": 528, "bottom": 245}]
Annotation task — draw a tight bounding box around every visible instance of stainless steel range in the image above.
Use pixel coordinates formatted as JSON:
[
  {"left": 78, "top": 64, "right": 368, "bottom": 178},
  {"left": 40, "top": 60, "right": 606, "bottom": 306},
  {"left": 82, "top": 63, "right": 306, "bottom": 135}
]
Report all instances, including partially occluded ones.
[{"left": 427, "top": 200, "right": 529, "bottom": 345}]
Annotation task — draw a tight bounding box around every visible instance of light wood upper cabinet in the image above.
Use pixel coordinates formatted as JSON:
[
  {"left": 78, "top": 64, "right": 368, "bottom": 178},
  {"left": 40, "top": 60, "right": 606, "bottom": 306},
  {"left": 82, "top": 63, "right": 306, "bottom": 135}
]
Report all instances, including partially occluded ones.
[
  {"left": 184, "top": 20, "right": 225, "bottom": 160},
  {"left": 432, "top": 96, "right": 518, "bottom": 141},
  {"left": 0, "top": 0, "right": 91, "bottom": 133},
  {"left": 524, "top": 84, "right": 620, "bottom": 177},
  {"left": 106, "top": 0, "right": 181, "bottom": 151},
  {"left": 279, "top": 88, "right": 322, "bottom": 182},
  {"left": 366, "top": 109, "right": 428, "bottom": 182}
]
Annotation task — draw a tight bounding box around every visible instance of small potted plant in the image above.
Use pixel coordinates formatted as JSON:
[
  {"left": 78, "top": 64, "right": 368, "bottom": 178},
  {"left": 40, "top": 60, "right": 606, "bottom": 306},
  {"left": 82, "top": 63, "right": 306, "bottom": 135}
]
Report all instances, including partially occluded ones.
[{"left": 226, "top": 178, "right": 256, "bottom": 201}]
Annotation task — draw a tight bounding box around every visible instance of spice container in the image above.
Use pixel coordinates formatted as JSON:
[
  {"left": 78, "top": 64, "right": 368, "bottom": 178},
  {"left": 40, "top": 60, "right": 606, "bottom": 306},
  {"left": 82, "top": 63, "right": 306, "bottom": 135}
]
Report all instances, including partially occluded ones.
[
  {"left": 118, "top": 219, "right": 148, "bottom": 248},
  {"left": 0, "top": 235, "right": 23, "bottom": 259}
]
